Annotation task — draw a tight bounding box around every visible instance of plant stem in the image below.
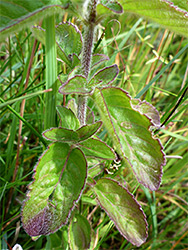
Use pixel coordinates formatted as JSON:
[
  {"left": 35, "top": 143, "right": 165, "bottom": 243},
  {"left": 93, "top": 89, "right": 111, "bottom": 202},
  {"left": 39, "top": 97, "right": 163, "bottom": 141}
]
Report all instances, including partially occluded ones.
[
  {"left": 78, "top": 0, "right": 98, "bottom": 125},
  {"left": 44, "top": 15, "right": 57, "bottom": 130},
  {"left": 78, "top": 95, "right": 87, "bottom": 125}
]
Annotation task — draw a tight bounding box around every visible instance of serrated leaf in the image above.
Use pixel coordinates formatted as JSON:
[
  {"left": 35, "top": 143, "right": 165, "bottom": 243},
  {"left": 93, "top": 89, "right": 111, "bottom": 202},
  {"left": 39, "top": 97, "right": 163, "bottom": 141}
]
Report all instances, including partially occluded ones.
[
  {"left": 22, "top": 143, "right": 87, "bottom": 237},
  {"left": 76, "top": 121, "right": 102, "bottom": 142},
  {"left": 131, "top": 99, "right": 161, "bottom": 128},
  {"left": 93, "top": 178, "right": 148, "bottom": 246},
  {"left": 0, "top": 0, "right": 69, "bottom": 41},
  {"left": 42, "top": 127, "right": 79, "bottom": 143},
  {"left": 93, "top": 87, "right": 165, "bottom": 191},
  {"left": 99, "top": 0, "right": 123, "bottom": 14},
  {"left": 59, "top": 75, "right": 92, "bottom": 95},
  {"left": 88, "top": 64, "right": 119, "bottom": 87},
  {"left": 56, "top": 106, "right": 80, "bottom": 130},
  {"left": 79, "top": 138, "right": 116, "bottom": 160},
  {"left": 119, "top": 0, "right": 188, "bottom": 38},
  {"left": 69, "top": 214, "right": 91, "bottom": 250}
]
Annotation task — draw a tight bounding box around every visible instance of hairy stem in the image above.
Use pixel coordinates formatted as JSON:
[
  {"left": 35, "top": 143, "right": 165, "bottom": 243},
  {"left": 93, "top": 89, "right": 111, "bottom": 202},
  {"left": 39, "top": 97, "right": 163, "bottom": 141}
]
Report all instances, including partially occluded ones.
[{"left": 78, "top": 0, "right": 98, "bottom": 125}]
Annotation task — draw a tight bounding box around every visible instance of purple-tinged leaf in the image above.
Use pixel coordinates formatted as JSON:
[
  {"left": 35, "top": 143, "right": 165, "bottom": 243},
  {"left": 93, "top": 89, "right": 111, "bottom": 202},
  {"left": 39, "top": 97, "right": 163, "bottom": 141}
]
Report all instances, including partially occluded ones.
[
  {"left": 88, "top": 64, "right": 119, "bottom": 87},
  {"left": 131, "top": 99, "right": 161, "bottom": 128},
  {"left": 76, "top": 121, "right": 102, "bottom": 142},
  {"left": 91, "top": 54, "right": 109, "bottom": 69},
  {"left": 22, "top": 143, "right": 87, "bottom": 237},
  {"left": 79, "top": 138, "right": 116, "bottom": 160},
  {"left": 42, "top": 127, "right": 79, "bottom": 143},
  {"left": 93, "top": 87, "right": 166, "bottom": 191},
  {"left": 93, "top": 178, "right": 148, "bottom": 246},
  {"left": 59, "top": 75, "right": 93, "bottom": 95},
  {"left": 56, "top": 106, "right": 80, "bottom": 130},
  {"left": 99, "top": 0, "right": 123, "bottom": 14},
  {"left": 68, "top": 214, "right": 91, "bottom": 250}
]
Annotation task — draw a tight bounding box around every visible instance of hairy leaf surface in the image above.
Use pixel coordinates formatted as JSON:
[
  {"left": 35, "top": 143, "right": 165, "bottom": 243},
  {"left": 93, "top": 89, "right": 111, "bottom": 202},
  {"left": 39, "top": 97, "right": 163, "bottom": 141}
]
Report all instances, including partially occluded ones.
[
  {"left": 0, "top": 0, "right": 69, "bottom": 41},
  {"left": 93, "top": 178, "right": 148, "bottom": 246},
  {"left": 22, "top": 143, "right": 87, "bottom": 237},
  {"left": 119, "top": 0, "right": 188, "bottom": 37},
  {"left": 93, "top": 87, "right": 165, "bottom": 190}
]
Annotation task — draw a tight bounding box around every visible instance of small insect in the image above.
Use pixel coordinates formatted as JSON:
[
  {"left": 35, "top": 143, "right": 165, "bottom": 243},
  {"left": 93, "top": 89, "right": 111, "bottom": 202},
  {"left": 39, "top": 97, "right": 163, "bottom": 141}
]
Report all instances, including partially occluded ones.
[{"left": 105, "top": 151, "right": 122, "bottom": 175}]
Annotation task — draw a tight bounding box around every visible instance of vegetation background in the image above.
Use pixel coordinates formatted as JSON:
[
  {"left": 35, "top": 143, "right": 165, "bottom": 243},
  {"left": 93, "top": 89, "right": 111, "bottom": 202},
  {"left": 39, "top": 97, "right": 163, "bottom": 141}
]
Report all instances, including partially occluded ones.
[{"left": 0, "top": 2, "right": 188, "bottom": 250}]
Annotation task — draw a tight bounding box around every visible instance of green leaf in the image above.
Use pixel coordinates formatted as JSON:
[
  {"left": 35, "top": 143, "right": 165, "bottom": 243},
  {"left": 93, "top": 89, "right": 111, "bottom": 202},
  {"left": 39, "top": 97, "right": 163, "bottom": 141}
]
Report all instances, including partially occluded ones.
[
  {"left": 22, "top": 142, "right": 87, "bottom": 237},
  {"left": 76, "top": 121, "right": 102, "bottom": 142},
  {"left": 93, "top": 178, "right": 148, "bottom": 247},
  {"left": 55, "top": 21, "right": 82, "bottom": 68},
  {"left": 93, "top": 87, "right": 166, "bottom": 191},
  {"left": 59, "top": 75, "right": 93, "bottom": 95},
  {"left": 88, "top": 64, "right": 119, "bottom": 87},
  {"left": 56, "top": 21, "right": 82, "bottom": 57},
  {"left": 69, "top": 214, "right": 91, "bottom": 250},
  {"left": 79, "top": 138, "right": 116, "bottom": 160},
  {"left": 56, "top": 106, "right": 80, "bottom": 130},
  {"left": 0, "top": 0, "right": 69, "bottom": 41},
  {"left": 99, "top": 0, "right": 123, "bottom": 14},
  {"left": 43, "top": 127, "right": 79, "bottom": 143},
  {"left": 119, "top": 0, "right": 188, "bottom": 38},
  {"left": 43, "top": 121, "right": 102, "bottom": 143}
]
